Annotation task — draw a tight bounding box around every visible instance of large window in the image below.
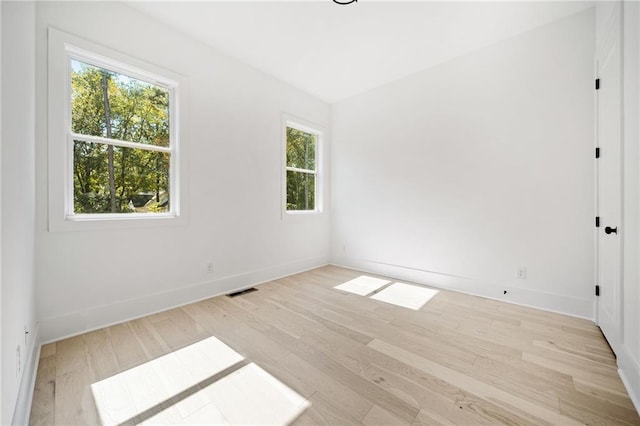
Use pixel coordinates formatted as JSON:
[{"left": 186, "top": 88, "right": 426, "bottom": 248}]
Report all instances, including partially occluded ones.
[
  {"left": 48, "top": 28, "right": 186, "bottom": 230},
  {"left": 285, "top": 122, "right": 321, "bottom": 212},
  {"left": 70, "top": 56, "right": 174, "bottom": 215}
]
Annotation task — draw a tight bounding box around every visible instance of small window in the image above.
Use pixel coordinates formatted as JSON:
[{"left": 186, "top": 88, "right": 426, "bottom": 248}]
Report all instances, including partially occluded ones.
[
  {"left": 70, "top": 58, "right": 173, "bottom": 215},
  {"left": 285, "top": 123, "right": 321, "bottom": 212}
]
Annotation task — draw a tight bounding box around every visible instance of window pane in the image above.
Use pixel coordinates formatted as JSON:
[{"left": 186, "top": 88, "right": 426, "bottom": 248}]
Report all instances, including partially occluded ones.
[
  {"left": 73, "top": 141, "right": 170, "bottom": 214},
  {"left": 71, "top": 59, "right": 170, "bottom": 147},
  {"left": 286, "top": 127, "right": 315, "bottom": 170},
  {"left": 286, "top": 170, "right": 315, "bottom": 211}
]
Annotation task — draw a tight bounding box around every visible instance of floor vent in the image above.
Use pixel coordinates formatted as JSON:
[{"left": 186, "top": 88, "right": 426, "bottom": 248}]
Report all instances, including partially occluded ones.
[{"left": 227, "top": 287, "right": 258, "bottom": 298}]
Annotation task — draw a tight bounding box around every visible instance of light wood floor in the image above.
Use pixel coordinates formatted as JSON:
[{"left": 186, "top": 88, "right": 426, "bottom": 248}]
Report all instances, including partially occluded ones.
[{"left": 29, "top": 266, "right": 640, "bottom": 425}]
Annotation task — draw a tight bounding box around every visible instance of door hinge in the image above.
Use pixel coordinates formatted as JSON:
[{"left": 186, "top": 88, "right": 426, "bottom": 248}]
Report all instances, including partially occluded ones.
[
  {"left": 595, "top": 147, "right": 600, "bottom": 158},
  {"left": 595, "top": 285, "right": 600, "bottom": 296},
  {"left": 595, "top": 78, "right": 600, "bottom": 90},
  {"left": 596, "top": 216, "right": 600, "bottom": 227}
]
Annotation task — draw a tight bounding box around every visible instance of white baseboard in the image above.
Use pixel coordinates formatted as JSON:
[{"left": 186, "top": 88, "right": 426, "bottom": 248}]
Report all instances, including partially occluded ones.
[
  {"left": 11, "top": 324, "right": 40, "bottom": 426},
  {"left": 40, "top": 256, "right": 329, "bottom": 343},
  {"left": 331, "top": 256, "right": 594, "bottom": 320},
  {"left": 618, "top": 347, "right": 640, "bottom": 415}
]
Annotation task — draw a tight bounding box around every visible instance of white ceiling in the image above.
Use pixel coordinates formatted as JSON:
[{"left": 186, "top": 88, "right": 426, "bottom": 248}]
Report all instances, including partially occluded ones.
[{"left": 128, "top": 1, "right": 594, "bottom": 103}]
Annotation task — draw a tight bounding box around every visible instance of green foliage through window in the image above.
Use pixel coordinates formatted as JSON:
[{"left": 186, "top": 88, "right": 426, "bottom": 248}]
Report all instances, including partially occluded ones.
[
  {"left": 70, "top": 59, "right": 171, "bottom": 214},
  {"left": 286, "top": 126, "right": 317, "bottom": 211}
]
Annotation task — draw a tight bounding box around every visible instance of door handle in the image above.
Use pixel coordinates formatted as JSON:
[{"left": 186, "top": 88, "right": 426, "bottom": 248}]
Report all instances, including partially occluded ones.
[{"left": 605, "top": 226, "right": 618, "bottom": 235}]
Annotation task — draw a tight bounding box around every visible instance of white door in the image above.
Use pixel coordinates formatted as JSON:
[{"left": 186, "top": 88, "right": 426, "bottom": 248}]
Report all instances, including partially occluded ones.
[{"left": 596, "top": 8, "right": 622, "bottom": 355}]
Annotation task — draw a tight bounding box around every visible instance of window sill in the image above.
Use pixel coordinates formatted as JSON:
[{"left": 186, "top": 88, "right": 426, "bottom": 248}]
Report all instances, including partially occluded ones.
[
  {"left": 49, "top": 212, "right": 187, "bottom": 232},
  {"left": 285, "top": 210, "right": 322, "bottom": 216},
  {"left": 68, "top": 212, "right": 177, "bottom": 221}
]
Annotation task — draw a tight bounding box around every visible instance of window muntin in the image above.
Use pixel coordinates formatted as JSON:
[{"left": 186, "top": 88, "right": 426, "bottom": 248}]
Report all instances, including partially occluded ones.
[
  {"left": 285, "top": 125, "right": 319, "bottom": 212},
  {"left": 68, "top": 55, "right": 175, "bottom": 216}
]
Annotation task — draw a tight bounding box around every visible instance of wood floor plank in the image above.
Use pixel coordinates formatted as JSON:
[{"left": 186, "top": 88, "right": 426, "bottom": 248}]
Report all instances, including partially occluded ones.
[
  {"left": 362, "top": 404, "right": 411, "bottom": 425},
  {"left": 290, "top": 411, "right": 322, "bottom": 426},
  {"left": 28, "top": 356, "right": 56, "bottom": 426},
  {"left": 462, "top": 356, "right": 562, "bottom": 412},
  {"left": 55, "top": 335, "right": 87, "bottom": 377},
  {"left": 84, "top": 328, "right": 119, "bottom": 382},
  {"left": 586, "top": 342, "right": 618, "bottom": 359},
  {"left": 128, "top": 317, "right": 172, "bottom": 360},
  {"left": 301, "top": 392, "right": 363, "bottom": 425},
  {"left": 28, "top": 266, "right": 640, "bottom": 425},
  {"left": 454, "top": 390, "right": 543, "bottom": 425},
  {"left": 107, "top": 322, "right": 148, "bottom": 371},
  {"left": 277, "top": 352, "right": 372, "bottom": 416},
  {"left": 557, "top": 386, "right": 640, "bottom": 425},
  {"left": 559, "top": 397, "right": 636, "bottom": 426},
  {"left": 54, "top": 366, "right": 99, "bottom": 425},
  {"left": 527, "top": 341, "right": 619, "bottom": 375},
  {"left": 263, "top": 325, "right": 420, "bottom": 423},
  {"left": 362, "top": 363, "right": 460, "bottom": 410},
  {"left": 523, "top": 351, "right": 628, "bottom": 394},
  {"left": 267, "top": 297, "right": 374, "bottom": 345},
  {"left": 573, "top": 378, "right": 637, "bottom": 410},
  {"left": 391, "top": 317, "right": 522, "bottom": 363},
  {"left": 412, "top": 402, "right": 497, "bottom": 426},
  {"left": 533, "top": 338, "right": 617, "bottom": 367},
  {"left": 368, "top": 338, "right": 583, "bottom": 425},
  {"left": 40, "top": 343, "right": 56, "bottom": 359},
  {"left": 203, "top": 299, "right": 293, "bottom": 363},
  {"left": 149, "top": 308, "right": 209, "bottom": 351}
]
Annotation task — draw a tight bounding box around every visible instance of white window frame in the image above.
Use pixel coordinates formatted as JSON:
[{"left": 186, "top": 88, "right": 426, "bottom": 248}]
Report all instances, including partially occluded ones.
[
  {"left": 282, "top": 115, "right": 323, "bottom": 215},
  {"left": 48, "top": 28, "right": 188, "bottom": 231}
]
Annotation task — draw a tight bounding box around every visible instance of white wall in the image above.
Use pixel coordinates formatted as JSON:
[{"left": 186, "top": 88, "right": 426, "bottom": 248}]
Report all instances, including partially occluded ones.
[
  {"left": 618, "top": 0, "right": 640, "bottom": 412},
  {"left": 2, "top": 2, "right": 38, "bottom": 424},
  {"left": 331, "top": 9, "right": 595, "bottom": 318},
  {"left": 34, "top": 1, "right": 331, "bottom": 342}
]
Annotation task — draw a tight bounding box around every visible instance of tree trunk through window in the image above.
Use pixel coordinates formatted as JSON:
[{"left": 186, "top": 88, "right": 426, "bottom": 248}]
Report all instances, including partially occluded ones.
[{"left": 101, "top": 71, "right": 117, "bottom": 213}]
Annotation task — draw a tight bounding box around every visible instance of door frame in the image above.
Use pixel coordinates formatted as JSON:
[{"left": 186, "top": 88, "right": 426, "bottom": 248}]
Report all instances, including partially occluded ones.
[{"left": 594, "top": 3, "right": 624, "bottom": 355}]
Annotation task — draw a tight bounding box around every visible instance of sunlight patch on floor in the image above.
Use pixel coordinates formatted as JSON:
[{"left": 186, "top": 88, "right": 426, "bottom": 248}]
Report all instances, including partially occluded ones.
[
  {"left": 91, "top": 335, "right": 310, "bottom": 425},
  {"left": 173, "top": 363, "right": 310, "bottom": 425},
  {"left": 370, "top": 282, "right": 439, "bottom": 310},
  {"left": 334, "top": 275, "right": 391, "bottom": 296},
  {"left": 91, "top": 336, "right": 244, "bottom": 425}
]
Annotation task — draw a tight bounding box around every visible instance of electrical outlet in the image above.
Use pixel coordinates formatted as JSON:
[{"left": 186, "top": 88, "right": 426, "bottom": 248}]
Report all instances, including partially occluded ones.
[
  {"left": 207, "top": 261, "right": 214, "bottom": 274},
  {"left": 517, "top": 267, "right": 527, "bottom": 279}
]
